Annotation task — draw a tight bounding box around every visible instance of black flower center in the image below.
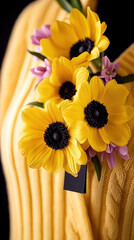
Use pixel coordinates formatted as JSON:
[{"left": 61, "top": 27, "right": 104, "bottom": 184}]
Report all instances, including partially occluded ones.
[
  {"left": 59, "top": 81, "right": 76, "bottom": 100},
  {"left": 70, "top": 37, "right": 94, "bottom": 59},
  {"left": 44, "top": 121, "right": 70, "bottom": 150},
  {"left": 84, "top": 100, "right": 108, "bottom": 128}
]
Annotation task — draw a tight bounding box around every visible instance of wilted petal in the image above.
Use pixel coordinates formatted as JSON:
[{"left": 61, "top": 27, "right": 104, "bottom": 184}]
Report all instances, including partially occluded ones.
[
  {"left": 118, "top": 145, "right": 128, "bottom": 155},
  {"left": 86, "top": 146, "right": 96, "bottom": 162},
  {"left": 106, "top": 144, "right": 113, "bottom": 153},
  {"left": 107, "top": 151, "right": 117, "bottom": 169}
]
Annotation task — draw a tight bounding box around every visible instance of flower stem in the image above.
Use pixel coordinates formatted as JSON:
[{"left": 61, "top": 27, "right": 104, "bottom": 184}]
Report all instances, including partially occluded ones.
[
  {"left": 92, "top": 155, "right": 101, "bottom": 181},
  {"left": 115, "top": 73, "right": 134, "bottom": 84}
]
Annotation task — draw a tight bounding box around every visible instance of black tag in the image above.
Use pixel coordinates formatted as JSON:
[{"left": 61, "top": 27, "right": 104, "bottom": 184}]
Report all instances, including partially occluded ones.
[{"left": 63, "top": 165, "right": 87, "bottom": 194}]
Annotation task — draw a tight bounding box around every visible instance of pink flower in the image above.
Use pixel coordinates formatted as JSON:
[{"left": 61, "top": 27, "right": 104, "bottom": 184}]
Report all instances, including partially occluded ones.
[
  {"left": 32, "top": 47, "right": 41, "bottom": 61},
  {"left": 101, "top": 143, "right": 129, "bottom": 169},
  {"left": 99, "top": 56, "right": 119, "bottom": 84},
  {"left": 86, "top": 146, "right": 96, "bottom": 162},
  {"left": 31, "top": 24, "right": 51, "bottom": 45},
  {"left": 30, "top": 59, "right": 52, "bottom": 83}
]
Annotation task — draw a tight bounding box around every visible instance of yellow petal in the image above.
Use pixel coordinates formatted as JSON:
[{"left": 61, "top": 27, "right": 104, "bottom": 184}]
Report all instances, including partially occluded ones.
[
  {"left": 78, "top": 148, "right": 87, "bottom": 165},
  {"left": 89, "top": 46, "right": 100, "bottom": 61},
  {"left": 95, "top": 21, "right": 101, "bottom": 46},
  {"left": 103, "top": 81, "right": 129, "bottom": 107},
  {"left": 87, "top": 7, "right": 99, "bottom": 22},
  {"left": 38, "top": 77, "right": 59, "bottom": 103},
  {"left": 101, "top": 22, "right": 107, "bottom": 35},
  {"left": 21, "top": 107, "right": 50, "bottom": 130},
  {"left": 43, "top": 149, "right": 64, "bottom": 173},
  {"left": 67, "top": 137, "right": 82, "bottom": 160},
  {"left": 74, "top": 82, "right": 91, "bottom": 107},
  {"left": 50, "top": 21, "right": 78, "bottom": 48},
  {"left": 104, "top": 79, "right": 117, "bottom": 90},
  {"left": 27, "top": 144, "right": 51, "bottom": 168},
  {"left": 20, "top": 127, "right": 44, "bottom": 141},
  {"left": 103, "top": 122, "right": 131, "bottom": 146},
  {"left": 41, "top": 19, "right": 79, "bottom": 61},
  {"left": 60, "top": 56, "right": 75, "bottom": 74},
  {"left": 70, "top": 8, "right": 90, "bottom": 39},
  {"left": 81, "top": 139, "right": 90, "bottom": 151},
  {"left": 69, "top": 121, "right": 89, "bottom": 144},
  {"left": 60, "top": 99, "right": 71, "bottom": 112},
  {"left": 45, "top": 101, "right": 64, "bottom": 123},
  {"left": 63, "top": 102, "right": 85, "bottom": 125},
  {"left": 97, "top": 35, "right": 110, "bottom": 52},
  {"left": 108, "top": 105, "right": 134, "bottom": 124},
  {"left": 90, "top": 76, "right": 105, "bottom": 101},
  {"left": 50, "top": 57, "right": 74, "bottom": 87},
  {"left": 87, "top": 7, "right": 99, "bottom": 41},
  {"left": 18, "top": 128, "right": 43, "bottom": 144},
  {"left": 71, "top": 51, "right": 90, "bottom": 68},
  {"left": 18, "top": 129, "right": 43, "bottom": 156},
  {"left": 74, "top": 67, "right": 89, "bottom": 89},
  {"left": 88, "top": 127, "right": 107, "bottom": 151},
  {"left": 99, "top": 127, "right": 110, "bottom": 144},
  {"left": 41, "top": 38, "right": 69, "bottom": 61},
  {"left": 63, "top": 148, "right": 81, "bottom": 175},
  {"left": 69, "top": 140, "right": 87, "bottom": 165}
]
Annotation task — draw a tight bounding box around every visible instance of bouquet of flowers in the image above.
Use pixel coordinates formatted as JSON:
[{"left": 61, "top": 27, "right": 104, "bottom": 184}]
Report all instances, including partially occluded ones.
[{"left": 18, "top": 0, "right": 134, "bottom": 193}]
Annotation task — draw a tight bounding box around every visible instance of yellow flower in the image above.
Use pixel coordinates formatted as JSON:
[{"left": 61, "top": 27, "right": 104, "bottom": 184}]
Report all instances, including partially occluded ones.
[
  {"left": 37, "top": 56, "right": 89, "bottom": 105},
  {"left": 18, "top": 101, "right": 87, "bottom": 175},
  {"left": 63, "top": 77, "right": 134, "bottom": 152},
  {"left": 41, "top": 7, "right": 110, "bottom": 68}
]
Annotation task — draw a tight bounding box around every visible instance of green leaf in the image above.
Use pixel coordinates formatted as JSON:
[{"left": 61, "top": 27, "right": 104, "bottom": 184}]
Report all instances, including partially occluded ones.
[
  {"left": 27, "top": 49, "right": 46, "bottom": 61},
  {"left": 27, "top": 101, "right": 44, "bottom": 108},
  {"left": 87, "top": 67, "right": 100, "bottom": 82},
  {"left": 91, "top": 56, "right": 102, "bottom": 72},
  {"left": 56, "top": 0, "right": 73, "bottom": 12},
  {"left": 87, "top": 66, "right": 93, "bottom": 74},
  {"left": 92, "top": 155, "right": 101, "bottom": 181},
  {"left": 100, "top": 51, "right": 105, "bottom": 58},
  {"left": 70, "top": 0, "right": 84, "bottom": 13},
  {"left": 87, "top": 66, "right": 93, "bottom": 82},
  {"left": 115, "top": 73, "right": 134, "bottom": 84},
  {"left": 88, "top": 75, "right": 92, "bottom": 82}
]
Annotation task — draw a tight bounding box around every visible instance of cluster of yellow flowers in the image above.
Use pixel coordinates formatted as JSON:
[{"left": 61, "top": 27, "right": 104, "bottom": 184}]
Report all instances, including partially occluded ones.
[{"left": 18, "top": 8, "right": 134, "bottom": 177}]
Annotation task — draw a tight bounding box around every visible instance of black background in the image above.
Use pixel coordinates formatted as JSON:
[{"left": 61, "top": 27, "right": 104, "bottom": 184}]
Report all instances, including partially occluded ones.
[{"left": 0, "top": 0, "right": 133, "bottom": 239}]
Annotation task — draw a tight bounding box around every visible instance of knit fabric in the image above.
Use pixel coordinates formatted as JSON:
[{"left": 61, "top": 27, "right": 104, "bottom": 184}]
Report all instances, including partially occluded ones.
[{"left": 0, "top": 0, "right": 134, "bottom": 239}]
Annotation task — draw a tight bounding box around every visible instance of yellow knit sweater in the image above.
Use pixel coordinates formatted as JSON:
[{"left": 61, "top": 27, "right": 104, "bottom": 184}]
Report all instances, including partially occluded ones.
[{"left": 0, "top": 0, "right": 134, "bottom": 239}]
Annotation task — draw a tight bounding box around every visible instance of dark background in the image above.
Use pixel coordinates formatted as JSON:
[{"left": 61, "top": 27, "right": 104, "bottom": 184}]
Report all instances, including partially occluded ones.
[{"left": 0, "top": 0, "right": 133, "bottom": 239}]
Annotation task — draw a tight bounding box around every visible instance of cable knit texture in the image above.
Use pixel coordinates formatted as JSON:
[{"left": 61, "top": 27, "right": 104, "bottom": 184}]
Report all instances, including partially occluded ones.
[{"left": 0, "top": 0, "right": 134, "bottom": 239}]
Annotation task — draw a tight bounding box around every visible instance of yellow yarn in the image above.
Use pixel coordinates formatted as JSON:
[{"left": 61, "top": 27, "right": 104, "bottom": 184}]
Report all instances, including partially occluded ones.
[{"left": 0, "top": 0, "right": 134, "bottom": 239}]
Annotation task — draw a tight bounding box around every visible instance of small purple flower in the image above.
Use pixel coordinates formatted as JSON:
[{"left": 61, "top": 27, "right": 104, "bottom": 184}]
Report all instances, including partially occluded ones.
[
  {"left": 31, "top": 24, "right": 51, "bottom": 45},
  {"left": 30, "top": 59, "right": 52, "bottom": 83},
  {"left": 99, "top": 56, "right": 119, "bottom": 84},
  {"left": 86, "top": 146, "right": 96, "bottom": 162},
  {"left": 101, "top": 143, "right": 129, "bottom": 169}
]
